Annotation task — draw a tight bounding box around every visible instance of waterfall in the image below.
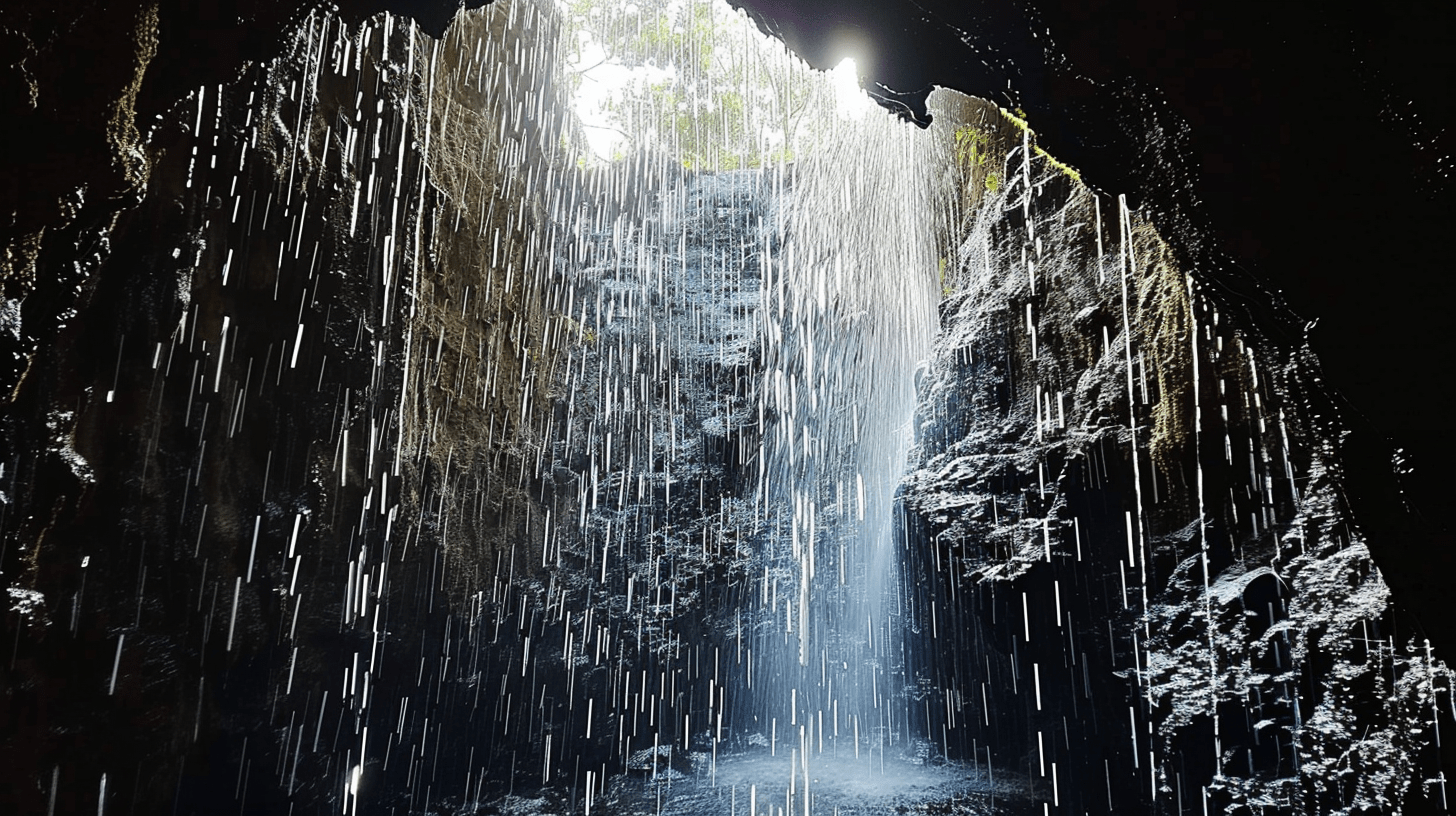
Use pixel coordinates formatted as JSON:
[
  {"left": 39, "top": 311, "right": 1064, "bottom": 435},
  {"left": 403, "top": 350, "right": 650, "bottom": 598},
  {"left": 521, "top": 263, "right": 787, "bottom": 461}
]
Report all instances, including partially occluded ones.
[
  {"left": 546, "top": 0, "right": 951, "bottom": 770},
  {"left": 749, "top": 110, "right": 941, "bottom": 757}
]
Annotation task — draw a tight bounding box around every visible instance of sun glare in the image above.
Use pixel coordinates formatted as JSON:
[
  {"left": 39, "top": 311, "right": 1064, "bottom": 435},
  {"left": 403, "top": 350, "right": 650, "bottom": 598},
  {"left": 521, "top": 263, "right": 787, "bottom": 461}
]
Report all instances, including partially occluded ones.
[{"left": 830, "top": 57, "right": 869, "bottom": 119}]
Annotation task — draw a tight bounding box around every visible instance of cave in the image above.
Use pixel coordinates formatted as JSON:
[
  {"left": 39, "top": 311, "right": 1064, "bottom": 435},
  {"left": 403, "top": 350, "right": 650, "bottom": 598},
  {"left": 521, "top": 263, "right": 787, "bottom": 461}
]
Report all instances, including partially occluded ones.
[{"left": 2, "top": 0, "right": 1453, "bottom": 814}]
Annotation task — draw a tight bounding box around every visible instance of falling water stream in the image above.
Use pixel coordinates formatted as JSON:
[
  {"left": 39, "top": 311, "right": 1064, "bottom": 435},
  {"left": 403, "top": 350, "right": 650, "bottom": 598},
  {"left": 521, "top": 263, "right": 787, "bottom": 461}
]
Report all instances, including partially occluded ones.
[{"left": 517, "top": 2, "right": 974, "bottom": 809}]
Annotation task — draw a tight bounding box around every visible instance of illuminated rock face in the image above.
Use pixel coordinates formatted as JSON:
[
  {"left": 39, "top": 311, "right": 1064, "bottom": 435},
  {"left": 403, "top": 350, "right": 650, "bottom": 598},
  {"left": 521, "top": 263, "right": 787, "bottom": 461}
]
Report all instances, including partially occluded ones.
[
  {"left": 1, "top": 1, "right": 1453, "bottom": 815},
  {"left": 899, "top": 96, "right": 1452, "bottom": 814}
]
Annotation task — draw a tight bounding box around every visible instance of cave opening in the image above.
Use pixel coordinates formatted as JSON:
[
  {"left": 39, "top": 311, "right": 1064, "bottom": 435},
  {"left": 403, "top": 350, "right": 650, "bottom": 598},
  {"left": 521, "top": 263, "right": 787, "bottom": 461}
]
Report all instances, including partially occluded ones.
[{"left": 1, "top": 0, "right": 1453, "bottom": 815}]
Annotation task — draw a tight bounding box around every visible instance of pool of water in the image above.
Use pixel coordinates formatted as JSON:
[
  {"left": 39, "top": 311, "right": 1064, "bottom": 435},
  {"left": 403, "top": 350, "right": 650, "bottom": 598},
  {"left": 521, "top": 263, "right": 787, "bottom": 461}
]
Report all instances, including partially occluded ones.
[{"left": 552, "top": 743, "right": 1022, "bottom": 816}]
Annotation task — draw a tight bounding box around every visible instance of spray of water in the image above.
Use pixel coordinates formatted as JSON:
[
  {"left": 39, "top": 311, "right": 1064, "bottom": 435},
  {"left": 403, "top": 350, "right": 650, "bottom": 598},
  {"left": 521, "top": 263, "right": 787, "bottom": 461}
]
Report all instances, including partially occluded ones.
[{"left": 748, "top": 107, "right": 941, "bottom": 755}]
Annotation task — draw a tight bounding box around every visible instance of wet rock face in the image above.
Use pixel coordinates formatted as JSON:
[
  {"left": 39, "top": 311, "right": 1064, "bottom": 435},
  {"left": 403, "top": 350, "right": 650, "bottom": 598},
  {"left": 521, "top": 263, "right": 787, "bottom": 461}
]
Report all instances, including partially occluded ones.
[
  {"left": 0, "top": 0, "right": 490, "bottom": 409},
  {"left": 0, "top": 7, "right": 572, "bottom": 812},
  {"left": 899, "top": 95, "right": 1455, "bottom": 814},
  {"left": 0, "top": 6, "right": 789, "bottom": 811}
]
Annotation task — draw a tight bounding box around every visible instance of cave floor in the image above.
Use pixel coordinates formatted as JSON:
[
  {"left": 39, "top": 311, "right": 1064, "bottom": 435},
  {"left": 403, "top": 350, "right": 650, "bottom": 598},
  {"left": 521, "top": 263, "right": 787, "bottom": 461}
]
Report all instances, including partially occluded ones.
[{"left": 481, "top": 744, "right": 1017, "bottom": 815}]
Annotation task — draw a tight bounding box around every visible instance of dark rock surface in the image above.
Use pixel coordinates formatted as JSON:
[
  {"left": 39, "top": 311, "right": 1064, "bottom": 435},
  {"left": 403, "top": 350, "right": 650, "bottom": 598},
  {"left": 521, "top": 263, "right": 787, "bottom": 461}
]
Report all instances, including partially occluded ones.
[{"left": 900, "top": 92, "right": 1454, "bottom": 814}]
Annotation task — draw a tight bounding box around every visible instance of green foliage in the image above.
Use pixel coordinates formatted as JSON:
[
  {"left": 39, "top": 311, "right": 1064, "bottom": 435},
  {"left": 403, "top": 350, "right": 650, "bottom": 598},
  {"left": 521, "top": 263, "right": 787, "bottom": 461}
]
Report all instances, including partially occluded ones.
[
  {"left": 564, "top": 0, "right": 703, "bottom": 71},
  {"left": 999, "top": 106, "right": 1031, "bottom": 132},
  {"left": 986, "top": 108, "right": 1081, "bottom": 183},
  {"left": 953, "top": 124, "right": 1003, "bottom": 192},
  {"left": 564, "top": 0, "right": 836, "bottom": 170},
  {"left": 560, "top": 313, "right": 596, "bottom": 346},
  {"left": 1033, "top": 145, "right": 1082, "bottom": 183},
  {"left": 952, "top": 125, "right": 989, "bottom": 170}
]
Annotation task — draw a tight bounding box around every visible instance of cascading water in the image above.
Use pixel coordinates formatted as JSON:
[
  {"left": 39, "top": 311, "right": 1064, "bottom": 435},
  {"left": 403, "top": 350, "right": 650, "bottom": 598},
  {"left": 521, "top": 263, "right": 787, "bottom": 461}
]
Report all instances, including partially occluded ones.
[
  {"left": 554, "top": 59, "right": 962, "bottom": 807},
  {"left": 746, "top": 109, "right": 941, "bottom": 764}
]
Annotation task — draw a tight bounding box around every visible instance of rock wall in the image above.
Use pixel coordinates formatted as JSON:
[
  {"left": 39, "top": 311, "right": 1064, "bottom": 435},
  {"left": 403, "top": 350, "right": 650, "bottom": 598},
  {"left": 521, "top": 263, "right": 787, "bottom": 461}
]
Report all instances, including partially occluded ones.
[
  {"left": 0, "top": 5, "right": 590, "bottom": 812},
  {"left": 900, "top": 90, "right": 1456, "bottom": 815}
]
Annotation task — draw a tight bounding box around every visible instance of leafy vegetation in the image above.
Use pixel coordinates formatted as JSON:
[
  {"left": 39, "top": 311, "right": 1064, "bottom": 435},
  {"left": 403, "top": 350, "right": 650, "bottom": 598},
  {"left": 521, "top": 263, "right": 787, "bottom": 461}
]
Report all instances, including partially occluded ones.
[
  {"left": 995, "top": 108, "right": 1082, "bottom": 183},
  {"left": 952, "top": 124, "right": 1000, "bottom": 192},
  {"left": 561, "top": 0, "right": 846, "bottom": 169}
]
